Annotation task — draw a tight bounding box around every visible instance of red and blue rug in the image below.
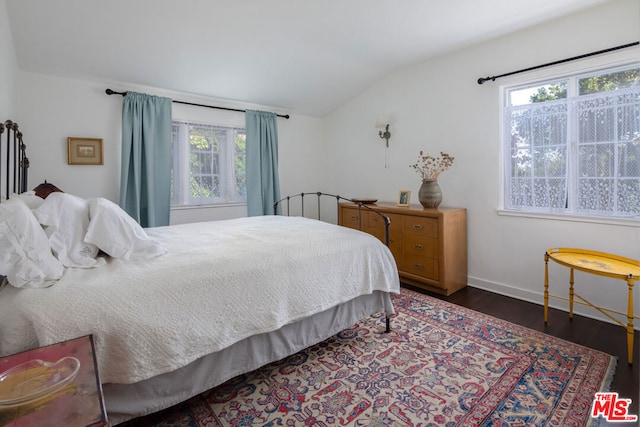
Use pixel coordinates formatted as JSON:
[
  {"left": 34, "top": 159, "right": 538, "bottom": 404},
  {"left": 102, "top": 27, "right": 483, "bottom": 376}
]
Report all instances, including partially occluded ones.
[{"left": 121, "top": 288, "right": 615, "bottom": 426}]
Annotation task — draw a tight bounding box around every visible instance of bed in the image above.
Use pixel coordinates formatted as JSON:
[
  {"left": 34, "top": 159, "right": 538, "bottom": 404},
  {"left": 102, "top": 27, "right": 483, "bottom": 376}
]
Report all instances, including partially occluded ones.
[{"left": 0, "top": 120, "right": 400, "bottom": 425}]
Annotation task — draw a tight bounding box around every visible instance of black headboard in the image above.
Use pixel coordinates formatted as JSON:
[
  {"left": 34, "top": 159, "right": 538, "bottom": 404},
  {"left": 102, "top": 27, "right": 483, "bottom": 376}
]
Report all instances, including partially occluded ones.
[{"left": 0, "top": 120, "right": 29, "bottom": 200}]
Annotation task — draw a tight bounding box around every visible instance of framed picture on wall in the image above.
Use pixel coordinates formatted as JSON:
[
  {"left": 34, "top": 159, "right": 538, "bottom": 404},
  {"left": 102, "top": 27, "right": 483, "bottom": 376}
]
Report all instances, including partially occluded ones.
[
  {"left": 397, "top": 190, "right": 411, "bottom": 207},
  {"left": 68, "top": 137, "right": 104, "bottom": 165}
]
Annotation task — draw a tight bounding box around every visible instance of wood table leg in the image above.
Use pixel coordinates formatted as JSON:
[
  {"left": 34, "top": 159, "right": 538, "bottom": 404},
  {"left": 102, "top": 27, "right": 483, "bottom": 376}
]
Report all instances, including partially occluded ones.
[
  {"left": 544, "top": 252, "right": 549, "bottom": 323},
  {"left": 569, "top": 268, "right": 574, "bottom": 320}
]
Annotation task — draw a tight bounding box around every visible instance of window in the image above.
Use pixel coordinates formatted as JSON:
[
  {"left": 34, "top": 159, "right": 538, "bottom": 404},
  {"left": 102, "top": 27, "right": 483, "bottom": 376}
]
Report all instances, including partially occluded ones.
[
  {"left": 504, "top": 65, "right": 640, "bottom": 218},
  {"left": 171, "top": 121, "right": 246, "bottom": 206}
]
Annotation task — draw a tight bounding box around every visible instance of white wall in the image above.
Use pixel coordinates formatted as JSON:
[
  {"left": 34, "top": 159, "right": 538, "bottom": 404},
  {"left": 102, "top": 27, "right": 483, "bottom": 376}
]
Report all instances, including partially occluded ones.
[
  {"left": 325, "top": 0, "right": 640, "bottom": 325},
  {"left": 0, "top": 0, "right": 17, "bottom": 119},
  {"left": 16, "top": 74, "right": 122, "bottom": 200},
  {"left": 15, "top": 73, "right": 326, "bottom": 224}
]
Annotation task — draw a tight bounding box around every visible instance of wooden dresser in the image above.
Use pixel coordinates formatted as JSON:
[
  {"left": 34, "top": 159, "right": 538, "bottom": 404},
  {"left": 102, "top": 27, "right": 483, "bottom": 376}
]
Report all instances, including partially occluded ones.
[{"left": 339, "top": 202, "right": 467, "bottom": 296}]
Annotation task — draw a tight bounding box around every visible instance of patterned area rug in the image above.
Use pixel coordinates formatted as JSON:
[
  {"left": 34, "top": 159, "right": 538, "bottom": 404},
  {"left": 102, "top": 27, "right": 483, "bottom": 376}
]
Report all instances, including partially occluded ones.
[{"left": 121, "top": 288, "right": 615, "bottom": 426}]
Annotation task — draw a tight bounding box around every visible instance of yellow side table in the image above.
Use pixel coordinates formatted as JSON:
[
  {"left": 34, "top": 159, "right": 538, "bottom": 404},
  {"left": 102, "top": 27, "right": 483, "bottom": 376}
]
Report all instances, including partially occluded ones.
[{"left": 544, "top": 248, "right": 640, "bottom": 364}]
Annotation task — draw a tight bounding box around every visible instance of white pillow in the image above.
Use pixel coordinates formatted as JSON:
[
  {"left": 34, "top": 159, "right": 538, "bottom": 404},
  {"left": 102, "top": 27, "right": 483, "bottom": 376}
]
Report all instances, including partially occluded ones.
[
  {"left": 0, "top": 198, "right": 64, "bottom": 288},
  {"left": 11, "top": 191, "right": 44, "bottom": 209},
  {"left": 85, "top": 197, "right": 166, "bottom": 260},
  {"left": 33, "top": 192, "right": 104, "bottom": 268}
]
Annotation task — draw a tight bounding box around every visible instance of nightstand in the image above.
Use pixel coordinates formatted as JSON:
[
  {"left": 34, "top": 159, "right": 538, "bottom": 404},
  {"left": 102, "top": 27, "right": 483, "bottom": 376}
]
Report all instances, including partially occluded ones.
[{"left": 0, "top": 335, "right": 107, "bottom": 427}]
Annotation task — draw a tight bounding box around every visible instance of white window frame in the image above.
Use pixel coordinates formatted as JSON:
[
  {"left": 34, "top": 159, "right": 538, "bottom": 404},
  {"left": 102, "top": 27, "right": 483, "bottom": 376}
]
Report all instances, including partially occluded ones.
[
  {"left": 171, "top": 120, "right": 246, "bottom": 207},
  {"left": 499, "top": 62, "right": 640, "bottom": 226}
]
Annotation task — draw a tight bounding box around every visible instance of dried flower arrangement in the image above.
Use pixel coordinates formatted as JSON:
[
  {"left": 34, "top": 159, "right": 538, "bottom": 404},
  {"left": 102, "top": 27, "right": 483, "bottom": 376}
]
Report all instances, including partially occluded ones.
[{"left": 410, "top": 151, "right": 455, "bottom": 181}]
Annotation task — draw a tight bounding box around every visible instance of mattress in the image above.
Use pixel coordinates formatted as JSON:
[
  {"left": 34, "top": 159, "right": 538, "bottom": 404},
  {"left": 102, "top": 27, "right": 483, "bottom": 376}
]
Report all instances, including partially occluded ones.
[{"left": 105, "top": 291, "right": 394, "bottom": 425}]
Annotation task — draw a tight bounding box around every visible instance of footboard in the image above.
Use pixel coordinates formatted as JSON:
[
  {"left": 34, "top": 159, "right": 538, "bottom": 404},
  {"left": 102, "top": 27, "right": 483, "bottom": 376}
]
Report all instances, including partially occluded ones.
[
  {"left": 0, "top": 120, "right": 29, "bottom": 201},
  {"left": 274, "top": 192, "right": 391, "bottom": 247},
  {"left": 274, "top": 192, "right": 394, "bottom": 333}
]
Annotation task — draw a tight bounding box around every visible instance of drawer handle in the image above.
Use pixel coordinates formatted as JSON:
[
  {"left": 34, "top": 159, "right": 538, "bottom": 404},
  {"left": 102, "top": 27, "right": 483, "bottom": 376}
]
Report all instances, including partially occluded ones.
[
  {"left": 350, "top": 215, "right": 358, "bottom": 220},
  {"left": 412, "top": 224, "right": 423, "bottom": 230},
  {"left": 413, "top": 244, "right": 423, "bottom": 250},
  {"left": 414, "top": 263, "right": 424, "bottom": 269}
]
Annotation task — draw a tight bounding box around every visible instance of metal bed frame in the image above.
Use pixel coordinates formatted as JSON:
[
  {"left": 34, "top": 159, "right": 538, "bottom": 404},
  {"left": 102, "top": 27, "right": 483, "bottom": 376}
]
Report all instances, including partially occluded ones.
[
  {"left": 274, "top": 191, "right": 394, "bottom": 332},
  {"left": 274, "top": 192, "right": 391, "bottom": 246},
  {"left": 0, "top": 120, "right": 29, "bottom": 201}
]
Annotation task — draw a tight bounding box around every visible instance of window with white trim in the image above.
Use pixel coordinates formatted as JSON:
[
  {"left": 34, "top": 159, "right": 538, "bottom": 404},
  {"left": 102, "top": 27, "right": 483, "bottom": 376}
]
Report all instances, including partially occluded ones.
[
  {"left": 171, "top": 121, "right": 246, "bottom": 206},
  {"left": 504, "top": 64, "right": 640, "bottom": 218}
]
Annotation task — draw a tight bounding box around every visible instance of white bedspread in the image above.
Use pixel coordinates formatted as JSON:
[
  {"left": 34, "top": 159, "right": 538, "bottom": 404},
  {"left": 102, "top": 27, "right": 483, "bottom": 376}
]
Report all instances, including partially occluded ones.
[{"left": 0, "top": 216, "right": 399, "bottom": 384}]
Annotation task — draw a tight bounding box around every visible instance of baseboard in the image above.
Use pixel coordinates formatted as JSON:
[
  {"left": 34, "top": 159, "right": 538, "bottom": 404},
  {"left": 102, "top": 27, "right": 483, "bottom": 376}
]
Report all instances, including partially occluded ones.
[{"left": 467, "top": 276, "right": 640, "bottom": 331}]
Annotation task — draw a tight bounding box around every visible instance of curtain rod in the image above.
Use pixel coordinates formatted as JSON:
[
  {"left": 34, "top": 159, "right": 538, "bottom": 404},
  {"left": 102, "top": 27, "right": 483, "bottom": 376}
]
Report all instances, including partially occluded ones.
[
  {"left": 477, "top": 41, "right": 640, "bottom": 85},
  {"left": 105, "top": 89, "right": 290, "bottom": 119}
]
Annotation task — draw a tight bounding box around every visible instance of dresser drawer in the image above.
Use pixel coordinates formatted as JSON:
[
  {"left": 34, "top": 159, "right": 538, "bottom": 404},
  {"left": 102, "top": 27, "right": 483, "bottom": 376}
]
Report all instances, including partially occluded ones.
[
  {"left": 340, "top": 208, "right": 363, "bottom": 230},
  {"left": 342, "top": 208, "right": 400, "bottom": 250},
  {"left": 402, "top": 255, "right": 439, "bottom": 281},
  {"left": 341, "top": 207, "right": 389, "bottom": 231},
  {"left": 403, "top": 237, "right": 437, "bottom": 258},
  {"left": 366, "top": 210, "right": 388, "bottom": 229},
  {"left": 403, "top": 216, "right": 438, "bottom": 238},
  {"left": 366, "top": 212, "right": 402, "bottom": 254}
]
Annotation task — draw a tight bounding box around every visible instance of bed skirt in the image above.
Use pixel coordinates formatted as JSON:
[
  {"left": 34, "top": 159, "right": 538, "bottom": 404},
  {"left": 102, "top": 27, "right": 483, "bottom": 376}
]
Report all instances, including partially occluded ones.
[{"left": 105, "top": 290, "right": 395, "bottom": 425}]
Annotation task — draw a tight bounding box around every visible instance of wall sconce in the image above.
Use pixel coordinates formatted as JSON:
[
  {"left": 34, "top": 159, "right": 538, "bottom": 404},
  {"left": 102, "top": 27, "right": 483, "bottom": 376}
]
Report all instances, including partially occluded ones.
[{"left": 375, "top": 118, "right": 391, "bottom": 147}]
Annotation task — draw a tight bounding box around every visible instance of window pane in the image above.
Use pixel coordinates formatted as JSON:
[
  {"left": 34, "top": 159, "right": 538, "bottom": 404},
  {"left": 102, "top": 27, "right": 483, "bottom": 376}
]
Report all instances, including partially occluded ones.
[
  {"left": 190, "top": 152, "right": 215, "bottom": 175},
  {"left": 579, "top": 68, "right": 640, "bottom": 95},
  {"left": 506, "top": 101, "right": 568, "bottom": 211},
  {"left": 578, "top": 143, "right": 615, "bottom": 177},
  {"left": 191, "top": 175, "right": 216, "bottom": 198},
  {"left": 576, "top": 96, "right": 615, "bottom": 143},
  {"left": 578, "top": 178, "right": 614, "bottom": 213},
  {"left": 617, "top": 91, "right": 640, "bottom": 141},
  {"left": 618, "top": 178, "right": 640, "bottom": 214},
  {"left": 170, "top": 124, "right": 180, "bottom": 205},
  {"left": 509, "top": 178, "right": 532, "bottom": 208},
  {"left": 575, "top": 87, "right": 640, "bottom": 216},
  {"left": 531, "top": 103, "right": 567, "bottom": 147},
  {"left": 171, "top": 121, "right": 246, "bottom": 206},
  {"left": 190, "top": 129, "right": 212, "bottom": 150},
  {"left": 533, "top": 178, "right": 567, "bottom": 208},
  {"left": 618, "top": 141, "right": 640, "bottom": 178},
  {"left": 234, "top": 131, "right": 247, "bottom": 200},
  {"left": 533, "top": 146, "right": 567, "bottom": 177},
  {"left": 509, "top": 81, "right": 567, "bottom": 106}
]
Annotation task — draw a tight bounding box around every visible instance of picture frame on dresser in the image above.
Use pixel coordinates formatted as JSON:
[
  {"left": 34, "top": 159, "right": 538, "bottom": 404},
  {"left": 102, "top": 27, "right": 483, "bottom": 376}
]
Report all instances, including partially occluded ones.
[{"left": 397, "top": 190, "right": 411, "bottom": 207}]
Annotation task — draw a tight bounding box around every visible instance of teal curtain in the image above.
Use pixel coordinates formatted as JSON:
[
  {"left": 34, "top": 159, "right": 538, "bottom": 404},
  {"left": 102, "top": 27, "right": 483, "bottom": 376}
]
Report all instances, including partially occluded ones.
[
  {"left": 119, "top": 92, "right": 172, "bottom": 227},
  {"left": 245, "top": 110, "right": 281, "bottom": 216}
]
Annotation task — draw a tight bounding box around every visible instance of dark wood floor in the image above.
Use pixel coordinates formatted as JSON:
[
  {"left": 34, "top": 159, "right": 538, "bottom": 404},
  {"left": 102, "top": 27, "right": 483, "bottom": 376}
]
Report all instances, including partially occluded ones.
[{"left": 403, "top": 283, "right": 639, "bottom": 423}]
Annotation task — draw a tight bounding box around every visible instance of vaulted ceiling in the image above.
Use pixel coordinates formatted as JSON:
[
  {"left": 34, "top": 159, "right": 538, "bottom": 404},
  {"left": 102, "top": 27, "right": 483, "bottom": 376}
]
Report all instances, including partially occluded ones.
[{"left": 6, "top": 0, "right": 612, "bottom": 116}]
